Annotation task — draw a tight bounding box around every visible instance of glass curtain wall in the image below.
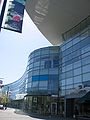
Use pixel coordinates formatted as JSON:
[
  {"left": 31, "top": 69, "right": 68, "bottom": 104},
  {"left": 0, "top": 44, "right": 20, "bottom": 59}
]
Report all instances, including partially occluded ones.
[
  {"left": 27, "top": 46, "right": 60, "bottom": 96},
  {"left": 60, "top": 15, "right": 90, "bottom": 96}
]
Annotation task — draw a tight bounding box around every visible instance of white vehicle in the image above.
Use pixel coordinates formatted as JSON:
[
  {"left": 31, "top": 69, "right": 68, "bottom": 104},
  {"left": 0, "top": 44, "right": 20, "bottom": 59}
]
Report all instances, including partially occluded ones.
[{"left": 0, "top": 104, "right": 4, "bottom": 109}]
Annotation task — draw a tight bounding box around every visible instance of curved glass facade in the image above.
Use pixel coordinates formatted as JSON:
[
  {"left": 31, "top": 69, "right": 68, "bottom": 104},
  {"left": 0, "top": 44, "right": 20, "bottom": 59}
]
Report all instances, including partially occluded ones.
[
  {"left": 60, "top": 16, "right": 90, "bottom": 96},
  {"left": 3, "top": 70, "right": 27, "bottom": 100},
  {"left": 27, "top": 46, "right": 59, "bottom": 95}
]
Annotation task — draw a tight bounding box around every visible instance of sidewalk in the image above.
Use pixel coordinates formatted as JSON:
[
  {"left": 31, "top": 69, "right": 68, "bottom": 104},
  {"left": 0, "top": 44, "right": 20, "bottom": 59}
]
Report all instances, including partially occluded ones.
[
  {"left": 0, "top": 108, "right": 31, "bottom": 120},
  {"left": 0, "top": 108, "right": 75, "bottom": 120},
  {"left": 15, "top": 109, "right": 75, "bottom": 120}
]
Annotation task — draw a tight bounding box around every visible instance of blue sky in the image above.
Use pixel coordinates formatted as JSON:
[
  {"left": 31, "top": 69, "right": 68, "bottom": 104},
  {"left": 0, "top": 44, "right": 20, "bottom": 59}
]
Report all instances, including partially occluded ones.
[{"left": 0, "top": 11, "right": 52, "bottom": 84}]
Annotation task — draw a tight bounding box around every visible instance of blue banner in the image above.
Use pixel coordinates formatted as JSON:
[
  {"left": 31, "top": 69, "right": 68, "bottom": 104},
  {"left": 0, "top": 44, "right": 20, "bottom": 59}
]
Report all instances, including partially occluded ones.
[{"left": 3, "top": 0, "right": 26, "bottom": 33}]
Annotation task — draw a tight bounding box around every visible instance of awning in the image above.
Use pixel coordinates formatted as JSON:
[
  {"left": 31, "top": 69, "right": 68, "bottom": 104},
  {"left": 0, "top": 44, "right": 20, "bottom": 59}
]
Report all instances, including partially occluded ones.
[
  {"left": 78, "top": 91, "right": 90, "bottom": 103},
  {"left": 65, "top": 87, "right": 90, "bottom": 99},
  {"left": 65, "top": 90, "right": 87, "bottom": 99}
]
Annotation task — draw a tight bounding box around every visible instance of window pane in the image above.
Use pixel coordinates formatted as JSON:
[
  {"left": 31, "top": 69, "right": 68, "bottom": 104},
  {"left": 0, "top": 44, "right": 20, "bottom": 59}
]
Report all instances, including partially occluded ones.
[
  {"left": 66, "top": 85, "right": 73, "bottom": 89},
  {"left": 44, "top": 60, "right": 51, "bottom": 68},
  {"left": 66, "top": 64, "right": 73, "bottom": 71},
  {"left": 82, "top": 56, "right": 90, "bottom": 65},
  {"left": 33, "top": 70, "right": 39, "bottom": 75},
  {"left": 83, "top": 73, "right": 90, "bottom": 82},
  {"left": 33, "top": 61, "right": 40, "bottom": 67},
  {"left": 66, "top": 78, "right": 73, "bottom": 85},
  {"left": 73, "top": 37, "right": 80, "bottom": 45},
  {"left": 74, "top": 67, "right": 81, "bottom": 76},
  {"left": 34, "top": 50, "right": 40, "bottom": 56},
  {"left": 74, "top": 60, "right": 81, "bottom": 68},
  {"left": 74, "top": 75, "right": 82, "bottom": 83},
  {"left": 41, "top": 48, "right": 49, "bottom": 55},
  {"left": 49, "top": 68, "right": 58, "bottom": 74},
  {"left": 81, "top": 44, "right": 90, "bottom": 54},
  {"left": 53, "top": 59, "right": 59, "bottom": 67},
  {"left": 82, "top": 64, "right": 90, "bottom": 73},
  {"left": 32, "top": 81, "right": 38, "bottom": 87},
  {"left": 66, "top": 41, "right": 72, "bottom": 49},
  {"left": 61, "top": 80, "right": 65, "bottom": 86},
  {"left": 39, "top": 81, "right": 48, "bottom": 87},
  {"left": 39, "top": 75, "right": 48, "bottom": 81},
  {"left": 40, "top": 69, "right": 48, "bottom": 75}
]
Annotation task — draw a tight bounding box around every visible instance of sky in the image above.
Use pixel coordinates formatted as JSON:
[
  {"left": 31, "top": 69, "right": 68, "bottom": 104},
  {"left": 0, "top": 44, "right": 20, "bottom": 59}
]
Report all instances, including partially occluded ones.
[{"left": 0, "top": 10, "right": 52, "bottom": 85}]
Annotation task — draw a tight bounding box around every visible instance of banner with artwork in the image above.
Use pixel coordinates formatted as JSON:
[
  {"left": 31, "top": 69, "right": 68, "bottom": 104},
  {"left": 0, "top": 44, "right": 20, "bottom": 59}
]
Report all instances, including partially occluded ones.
[{"left": 3, "top": 0, "right": 26, "bottom": 33}]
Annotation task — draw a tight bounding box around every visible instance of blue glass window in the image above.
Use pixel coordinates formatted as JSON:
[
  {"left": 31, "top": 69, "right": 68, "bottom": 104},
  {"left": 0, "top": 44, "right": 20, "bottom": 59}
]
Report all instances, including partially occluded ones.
[
  {"left": 74, "top": 67, "right": 81, "bottom": 76},
  {"left": 44, "top": 60, "right": 51, "bottom": 68},
  {"left": 74, "top": 75, "right": 82, "bottom": 83},
  {"left": 32, "top": 75, "right": 48, "bottom": 81},
  {"left": 53, "top": 59, "right": 59, "bottom": 67},
  {"left": 82, "top": 64, "right": 90, "bottom": 73},
  {"left": 40, "top": 75, "right": 48, "bottom": 81},
  {"left": 32, "top": 76, "right": 39, "bottom": 81}
]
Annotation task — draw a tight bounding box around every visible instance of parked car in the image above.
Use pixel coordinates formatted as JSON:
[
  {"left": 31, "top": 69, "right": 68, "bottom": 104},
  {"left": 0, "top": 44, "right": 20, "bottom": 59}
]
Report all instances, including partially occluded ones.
[{"left": 0, "top": 104, "right": 4, "bottom": 109}]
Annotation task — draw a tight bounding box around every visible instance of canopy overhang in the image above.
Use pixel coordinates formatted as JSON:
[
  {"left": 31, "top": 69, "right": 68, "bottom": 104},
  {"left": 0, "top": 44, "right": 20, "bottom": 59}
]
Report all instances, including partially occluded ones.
[{"left": 25, "top": 0, "right": 90, "bottom": 45}]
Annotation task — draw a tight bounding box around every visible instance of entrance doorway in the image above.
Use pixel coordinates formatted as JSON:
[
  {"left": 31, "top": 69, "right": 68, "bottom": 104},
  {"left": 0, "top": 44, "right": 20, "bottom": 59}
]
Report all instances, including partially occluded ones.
[{"left": 51, "top": 102, "right": 57, "bottom": 115}]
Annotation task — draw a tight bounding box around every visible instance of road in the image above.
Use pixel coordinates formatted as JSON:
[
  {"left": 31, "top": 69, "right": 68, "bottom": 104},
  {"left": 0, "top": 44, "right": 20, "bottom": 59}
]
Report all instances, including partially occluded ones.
[{"left": 0, "top": 108, "right": 42, "bottom": 120}]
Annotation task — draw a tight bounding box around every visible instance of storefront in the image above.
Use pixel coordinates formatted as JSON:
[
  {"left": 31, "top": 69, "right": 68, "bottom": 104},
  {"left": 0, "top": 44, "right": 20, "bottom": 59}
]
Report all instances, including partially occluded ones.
[{"left": 24, "top": 95, "right": 64, "bottom": 115}]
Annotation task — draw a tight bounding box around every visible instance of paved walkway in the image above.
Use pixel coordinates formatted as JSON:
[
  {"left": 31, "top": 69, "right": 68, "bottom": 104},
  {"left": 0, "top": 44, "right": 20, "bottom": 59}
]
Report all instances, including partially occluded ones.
[
  {"left": 0, "top": 108, "right": 35, "bottom": 120},
  {"left": 0, "top": 108, "right": 75, "bottom": 120}
]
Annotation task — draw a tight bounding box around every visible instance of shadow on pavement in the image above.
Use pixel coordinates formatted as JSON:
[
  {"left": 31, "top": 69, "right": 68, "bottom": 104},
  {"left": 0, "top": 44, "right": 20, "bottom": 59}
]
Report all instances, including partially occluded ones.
[{"left": 14, "top": 109, "right": 28, "bottom": 116}]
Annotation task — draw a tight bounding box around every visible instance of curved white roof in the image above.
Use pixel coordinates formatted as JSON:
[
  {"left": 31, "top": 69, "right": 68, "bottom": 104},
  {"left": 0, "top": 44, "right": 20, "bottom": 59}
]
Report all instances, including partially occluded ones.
[{"left": 25, "top": 0, "right": 90, "bottom": 45}]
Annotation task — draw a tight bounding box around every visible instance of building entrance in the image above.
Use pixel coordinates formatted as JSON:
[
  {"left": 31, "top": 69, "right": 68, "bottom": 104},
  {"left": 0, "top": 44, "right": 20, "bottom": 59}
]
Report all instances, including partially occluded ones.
[{"left": 51, "top": 102, "right": 57, "bottom": 115}]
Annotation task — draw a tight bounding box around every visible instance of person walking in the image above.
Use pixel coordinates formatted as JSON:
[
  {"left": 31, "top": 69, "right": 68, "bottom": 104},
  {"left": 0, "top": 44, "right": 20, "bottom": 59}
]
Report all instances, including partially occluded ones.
[{"left": 74, "top": 106, "right": 79, "bottom": 120}]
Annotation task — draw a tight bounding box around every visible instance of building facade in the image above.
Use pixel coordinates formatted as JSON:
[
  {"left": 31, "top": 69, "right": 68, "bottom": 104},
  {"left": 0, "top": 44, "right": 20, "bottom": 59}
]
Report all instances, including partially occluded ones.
[
  {"left": 59, "top": 16, "right": 90, "bottom": 117},
  {"left": 2, "top": 70, "right": 27, "bottom": 108},
  {"left": 25, "top": 46, "right": 59, "bottom": 114},
  {"left": 2, "top": 15, "right": 90, "bottom": 117}
]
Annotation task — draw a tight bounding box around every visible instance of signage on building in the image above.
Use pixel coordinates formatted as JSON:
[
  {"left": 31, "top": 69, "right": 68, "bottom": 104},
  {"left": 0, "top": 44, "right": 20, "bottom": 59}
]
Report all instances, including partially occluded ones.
[
  {"left": 2, "top": 0, "right": 26, "bottom": 33},
  {"left": 16, "top": 93, "right": 27, "bottom": 100},
  {"left": 51, "top": 95, "right": 58, "bottom": 97}
]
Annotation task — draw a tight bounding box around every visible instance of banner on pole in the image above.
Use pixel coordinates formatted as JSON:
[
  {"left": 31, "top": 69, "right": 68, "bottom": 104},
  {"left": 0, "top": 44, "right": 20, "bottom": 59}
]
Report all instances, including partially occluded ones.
[
  {"left": 0, "top": 0, "right": 4, "bottom": 15},
  {"left": 3, "top": 0, "right": 26, "bottom": 33}
]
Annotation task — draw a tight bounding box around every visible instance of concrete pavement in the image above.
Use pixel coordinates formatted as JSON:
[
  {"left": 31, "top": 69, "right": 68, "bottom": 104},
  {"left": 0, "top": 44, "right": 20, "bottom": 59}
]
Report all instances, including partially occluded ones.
[
  {"left": 0, "top": 108, "right": 40, "bottom": 120},
  {"left": 0, "top": 108, "right": 75, "bottom": 120}
]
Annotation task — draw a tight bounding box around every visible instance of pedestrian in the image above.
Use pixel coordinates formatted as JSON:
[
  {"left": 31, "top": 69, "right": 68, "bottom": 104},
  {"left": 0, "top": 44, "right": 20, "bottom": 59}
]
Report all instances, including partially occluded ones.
[
  {"left": 4, "top": 104, "right": 7, "bottom": 110},
  {"left": 74, "top": 106, "right": 79, "bottom": 120}
]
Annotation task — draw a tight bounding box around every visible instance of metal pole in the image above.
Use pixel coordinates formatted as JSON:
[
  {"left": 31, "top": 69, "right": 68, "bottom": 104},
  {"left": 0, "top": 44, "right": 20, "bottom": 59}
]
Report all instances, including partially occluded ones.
[{"left": 0, "top": 0, "right": 7, "bottom": 31}]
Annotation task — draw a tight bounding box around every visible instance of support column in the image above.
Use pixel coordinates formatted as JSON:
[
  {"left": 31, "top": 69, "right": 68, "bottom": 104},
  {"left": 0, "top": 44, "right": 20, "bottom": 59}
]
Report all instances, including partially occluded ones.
[{"left": 64, "top": 98, "right": 74, "bottom": 118}]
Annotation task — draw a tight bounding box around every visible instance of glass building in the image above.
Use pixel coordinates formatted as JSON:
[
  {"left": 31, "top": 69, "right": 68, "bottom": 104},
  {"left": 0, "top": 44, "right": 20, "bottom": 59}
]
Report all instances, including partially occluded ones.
[
  {"left": 2, "top": 15, "right": 90, "bottom": 117},
  {"left": 60, "top": 16, "right": 90, "bottom": 96},
  {"left": 26, "top": 46, "right": 60, "bottom": 114},
  {"left": 2, "top": 70, "right": 27, "bottom": 108},
  {"left": 27, "top": 46, "right": 59, "bottom": 95},
  {"left": 59, "top": 16, "right": 90, "bottom": 117}
]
